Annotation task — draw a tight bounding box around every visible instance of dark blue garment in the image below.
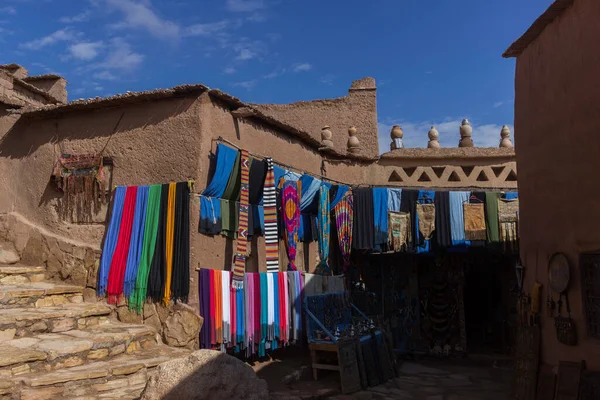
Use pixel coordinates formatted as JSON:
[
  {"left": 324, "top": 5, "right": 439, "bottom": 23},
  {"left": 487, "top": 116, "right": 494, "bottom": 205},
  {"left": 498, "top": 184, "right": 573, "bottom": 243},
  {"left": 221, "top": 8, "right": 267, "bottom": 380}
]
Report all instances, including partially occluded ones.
[
  {"left": 416, "top": 190, "right": 435, "bottom": 253},
  {"left": 330, "top": 185, "right": 349, "bottom": 209},
  {"left": 199, "top": 196, "right": 222, "bottom": 235},
  {"left": 299, "top": 174, "right": 321, "bottom": 210},
  {"left": 373, "top": 188, "right": 389, "bottom": 247},
  {"left": 203, "top": 143, "right": 238, "bottom": 198}
]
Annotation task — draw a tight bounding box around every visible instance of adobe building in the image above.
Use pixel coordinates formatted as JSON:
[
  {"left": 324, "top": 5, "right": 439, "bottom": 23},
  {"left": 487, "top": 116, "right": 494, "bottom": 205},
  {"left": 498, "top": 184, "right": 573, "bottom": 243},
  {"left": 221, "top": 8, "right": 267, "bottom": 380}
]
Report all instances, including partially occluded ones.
[
  {"left": 0, "top": 63, "right": 518, "bottom": 396},
  {"left": 504, "top": 0, "right": 600, "bottom": 395}
]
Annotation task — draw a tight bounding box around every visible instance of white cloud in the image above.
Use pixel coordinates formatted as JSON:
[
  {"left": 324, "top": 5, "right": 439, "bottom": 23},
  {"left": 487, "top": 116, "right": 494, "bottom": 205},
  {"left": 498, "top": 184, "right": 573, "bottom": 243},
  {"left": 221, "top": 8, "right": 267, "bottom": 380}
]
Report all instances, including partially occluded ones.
[
  {"left": 184, "top": 20, "right": 232, "bottom": 36},
  {"left": 0, "top": 6, "right": 16, "bottom": 14},
  {"left": 263, "top": 68, "right": 285, "bottom": 79},
  {"left": 232, "top": 80, "right": 257, "bottom": 90},
  {"left": 59, "top": 10, "right": 91, "bottom": 23},
  {"left": 223, "top": 66, "right": 237, "bottom": 74},
  {"left": 106, "top": 0, "right": 180, "bottom": 40},
  {"left": 20, "top": 28, "right": 76, "bottom": 50},
  {"left": 377, "top": 118, "right": 514, "bottom": 154},
  {"left": 226, "top": 0, "right": 264, "bottom": 12},
  {"left": 236, "top": 48, "right": 256, "bottom": 60},
  {"left": 292, "top": 63, "right": 312, "bottom": 73},
  {"left": 93, "top": 71, "right": 117, "bottom": 80},
  {"left": 493, "top": 101, "right": 505, "bottom": 108},
  {"left": 319, "top": 74, "right": 336, "bottom": 85},
  {"left": 68, "top": 41, "right": 104, "bottom": 61},
  {"left": 100, "top": 38, "right": 144, "bottom": 70}
]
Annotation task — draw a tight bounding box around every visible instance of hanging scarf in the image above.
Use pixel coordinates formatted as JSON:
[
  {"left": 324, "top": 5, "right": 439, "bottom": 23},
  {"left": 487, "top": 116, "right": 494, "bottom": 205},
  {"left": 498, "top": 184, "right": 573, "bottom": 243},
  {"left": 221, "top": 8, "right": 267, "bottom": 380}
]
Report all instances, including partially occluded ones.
[
  {"left": 316, "top": 185, "right": 330, "bottom": 274},
  {"left": 259, "top": 272, "right": 268, "bottom": 357},
  {"left": 231, "top": 284, "right": 237, "bottom": 347},
  {"left": 214, "top": 270, "right": 222, "bottom": 344},
  {"left": 434, "top": 191, "right": 452, "bottom": 248},
  {"left": 171, "top": 182, "right": 190, "bottom": 302},
  {"left": 222, "top": 270, "right": 231, "bottom": 345},
  {"left": 485, "top": 192, "right": 501, "bottom": 244},
  {"left": 98, "top": 186, "right": 126, "bottom": 296},
  {"left": 282, "top": 181, "right": 300, "bottom": 271},
  {"left": 373, "top": 188, "right": 389, "bottom": 248},
  {"left": 330, "top": 185, "right": 348, "bottom": 209},
  {"left": 267, "top": 273, "right": 275, "bottom": 342},
  {"left": 209, "top": 269, "right": 216, "bottom": 346},
  {"left": 204, "top": 143, "right": 239, "bottom": 198},
  {"left": 249, "top": 159, "right": 267, "bottom": 205},
  {"left": 449, "top": 191, "right": 470, "bottom": 246},
  {"left": 123, "top": 186, "right": 149, "bottom": 298},
  {"left": 199, "top": 269, "right": 210, "bottom": 348},
  {"left": 163, "top": 183, "right": 177, "bottom": 305},
  {"left": 232, "top": 149, "right": 251, "bottom": 289},
  {"left": 129, "top": 184, "right": 162, "bottom": 313},
  {"left": 334, "top": 190, "right": 354, "bottom": 272},
  {"left": 253, "top": 273, "right": 261, "bottom": 353},
  {"left": 299, "top": 174, "right": 321, "bottom": 210},
  {"left": 387, "top": 188, "right": 402, "bottom": 212},
  {"left": 148, "top": 184, "right": 169, "bottom": 302},
  {"left": 415, "top": 190, "right": 435, "bottom": 253},
  {"left": 199, "top": 196, "right": 221, "bottom": 235},
  {"left": 352, "top": 188, "right": 375, "bottom": 250},
  {"left": 107, "top": 186, "right": 137, "bottom": 304},
  {"left": 400, "top": 189, "right": 419, "bottom": 252},
  {"left": 264, "top": 158, "right": 279, "bottom": 272}
]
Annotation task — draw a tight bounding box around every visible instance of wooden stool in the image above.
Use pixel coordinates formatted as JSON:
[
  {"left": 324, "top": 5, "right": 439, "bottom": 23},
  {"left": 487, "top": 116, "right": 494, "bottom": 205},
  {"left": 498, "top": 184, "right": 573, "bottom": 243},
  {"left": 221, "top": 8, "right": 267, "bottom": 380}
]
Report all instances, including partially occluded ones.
[
  {"left": 309, "top": 342, "right": 340, "bottom": 381},
  {"left": 309, "top": 340, "right": 362, "bottom": 394}
]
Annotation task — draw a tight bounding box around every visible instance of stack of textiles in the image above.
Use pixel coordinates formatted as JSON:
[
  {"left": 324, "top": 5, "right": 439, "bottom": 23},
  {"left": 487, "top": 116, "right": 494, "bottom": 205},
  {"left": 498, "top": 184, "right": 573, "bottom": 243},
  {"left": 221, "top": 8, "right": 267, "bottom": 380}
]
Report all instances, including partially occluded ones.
[
  {"left": 98, "top": 182, "right": 190, "bottom": 313},
  {"left": 199, "top": 269, "right": 304, "bottom": 357}
]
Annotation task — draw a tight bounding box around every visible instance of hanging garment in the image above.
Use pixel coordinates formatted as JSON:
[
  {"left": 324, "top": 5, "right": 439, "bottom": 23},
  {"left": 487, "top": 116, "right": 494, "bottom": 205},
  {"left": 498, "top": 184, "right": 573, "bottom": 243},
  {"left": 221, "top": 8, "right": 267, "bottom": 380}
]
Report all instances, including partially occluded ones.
[
  {"left": 259, "top": 272, "right": 268, "bottom": 356},
  {"left": 449, "top": 191, "right": 470, "bottom": 246},
  {"left": 330, "top": 185, "right": 348, "bottom": 209},
  {"left": 232, "top": 149, "right": 251, "bottom": 289},
  {"left": 209, "top": 269, "right": 216, "bottom": 346},
  {"left": 485, "top": 192, "right": 501, "bottom": 244},
  {"left": 199, "top": 269, "right": 211, "bottom": 348},
  {"left": 253, "top": 273, "right": 261, "bottom": 352},
  {"left": 387, "top": 188, "right": 402, "bottom": 212},
  {"left": 498, "top": 197, "right": 519, "bottom": 252},
  {"left": 222, "top": 270, "right": 231, "bottom": 345},
  {"left": 434, "top": 191, "right": 452, "bottom": 248},
  {"left": 214, "top": 270, "right": 222, "bottom": 344},
  {"left": 316, "top": 185, "right": 331, "bottom": 274},
  {"left": 123, "top": 186, "right": 149, "bottom": 298},
  {"left": 107, "top": 186, "right": 138, "bottom": 304},
  {"left": 388, "top": 211, "right": 411, "bottom": 252},
  {"left": 148, "top": 184, "right": 169, "bottom": 302},
  {"left": 220, "top": 199, "right": 239, "bottom": 239},
  {"left": 98, "top": 187, "right": 126, "bottom": 296},
  {"left": 503, "top": 192, "right": 518, "bottom": 200},
  {"left": 294, "top": 271, "right": 303, "bottom": 342},
  {"left": 273, "top": 166, "right": 302, "bottom": 185},
  {"left": 163, "top": 183, "right": 177, "bottom": 305},
  {"left": 222, "top": 150, "right": 241, "bottom": 201},
  {"left": 464, "top": 191, "right": 486, "bottom": 241},
  {"left": 249, "top": 158, "right": 267, "bottom": 205},
  {"left": 267, "top": 273, "right": 275, "bottom": 341},
  {"left": 244, "top": 274, "right": 252, "bottom": 352},
  {"left": 373, "top": 188, "right": 389, "bottom": 249},
  {"left": 416, "top": 204, "right": 436, "bottom": 240},
  {"left": 334, "top": 190, "right": 354, "bottom": 272},
  {"left": 204, "top": 143, "right": 239, "bottom": 198},
  {"left": 264, "top": 158, "right": 280, "bottom": 272},
  {"left": 282, "top": 181, "right": 301, "bottom": 271},
  {"left": 299, "top": 175, "right": 321, "bottom": 210},
  {"left": 171, "top": 182, "right": 190, "bottom": 302},
  {"left": 353, "top": 188, "right": 375, "bottom": 250},
  {"left": 129, "top": 184, "right": 162, "bottom": 314},
  {"left": 231, "top": 284, "right": 237, "bottom": 347},
  {"left": 400, "top": 189, "right": 419, "bottom": 251},
  {"left": 199, "top": 196, "right": 221, "bottom": 235}
]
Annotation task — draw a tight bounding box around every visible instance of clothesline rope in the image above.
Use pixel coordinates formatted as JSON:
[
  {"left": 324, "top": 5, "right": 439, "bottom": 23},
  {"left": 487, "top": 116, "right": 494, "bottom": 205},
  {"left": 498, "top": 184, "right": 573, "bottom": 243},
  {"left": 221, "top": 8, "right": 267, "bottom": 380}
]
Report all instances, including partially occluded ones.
[{"left": 213, "top": 137, "right": 517, "bottom": 193}]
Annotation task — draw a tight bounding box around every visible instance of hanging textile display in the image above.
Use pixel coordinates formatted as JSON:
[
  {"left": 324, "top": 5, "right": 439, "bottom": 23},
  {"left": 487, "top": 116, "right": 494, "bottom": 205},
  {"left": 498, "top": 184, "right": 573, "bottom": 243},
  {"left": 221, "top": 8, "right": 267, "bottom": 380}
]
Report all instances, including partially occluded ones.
[
  {"left": 449, "top": 191, "right": 470, "bottom": 246},
  {"left": 400, "top": 189, "right": 419, "bottom": 252},
  {"left": 373, "top": 188, "right": 389, "bottom": 249},
  {"left": 388, "top": 211, "right": 411, "bottom": 252},
  {"left": 282, "top": 181, "right": 301, "bottom": 271},
  {"left": 353, "top": 188, "right": 375, "bottom": 250},
  {"left": 387, "top": 188, "right": 402, "bottom": 212},
  {"left": 232, "top": 149, "right": 251, "bottom": 288},
  {"left": 416, "top": 203, "right": 436, "bottom": 240},
  {"left": 148, "top": 184, "right": 169, "bottom": 302},
  {"left": 51, "top": 153, "right": 108, "bottom": 223},
  {"left": 330, "top": 185, "right": 348, "bottom": 209},
  {"left": 485, "top": 192, "right": 501, "bottom": 244},
  {"left": 129, "top": 184, "right": 162, "bottom": 313},
  {"left": 464, "top": 203, "right": 486, "bottom": 241},
  {"left": 106, "top": 186, "right": 137, "bottom": 304},
  {"left": 415, "top": 191, "right": 435, "bottom": 253},
  {"left": 334, "top": 190, "right": 354, "bottom": 272},
  {"left": 123, "top": 186, "right": 149, "bottom": 298},
  {"left": 249, "top": 158, "right": 267, "bottom": 205},
  {"left": 264, "top": 158, "right": 280, "bottom": 273},
  {"left": 316, "top": 185, "right": 331, "bottom": 274},
  {"left": 434, "top": 191, "right": 452, "bottom": 248},
  {"left": 199, "top": 196, "right": 221, "bottom": 235},
  {"left": 98, "top": 186, "right": 126, "bottom": 296},
  {"left": 163, "top": 183, "right": 177, "bottom": 305},
  {"left": 498, "top": 197, "right": 519, "bottom": 252},
  {"left": 171, "top": 181, "right": 190, "bottom": 302}
]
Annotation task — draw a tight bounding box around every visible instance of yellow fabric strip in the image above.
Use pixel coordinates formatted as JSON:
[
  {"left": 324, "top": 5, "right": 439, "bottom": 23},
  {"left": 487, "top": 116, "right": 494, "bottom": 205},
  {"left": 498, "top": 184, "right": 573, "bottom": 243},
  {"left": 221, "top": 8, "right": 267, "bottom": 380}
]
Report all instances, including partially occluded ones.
[{"left": 163, "top": 182, "right": 177, "bottom": 305}]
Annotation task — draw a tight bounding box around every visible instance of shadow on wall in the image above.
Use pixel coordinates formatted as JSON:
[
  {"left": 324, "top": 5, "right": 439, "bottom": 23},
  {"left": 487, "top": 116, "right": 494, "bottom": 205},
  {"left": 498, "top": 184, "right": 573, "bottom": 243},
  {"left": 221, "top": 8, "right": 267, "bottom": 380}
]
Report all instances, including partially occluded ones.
[{"left": 0, "top": 97, "right": 196, "bottom": 160}]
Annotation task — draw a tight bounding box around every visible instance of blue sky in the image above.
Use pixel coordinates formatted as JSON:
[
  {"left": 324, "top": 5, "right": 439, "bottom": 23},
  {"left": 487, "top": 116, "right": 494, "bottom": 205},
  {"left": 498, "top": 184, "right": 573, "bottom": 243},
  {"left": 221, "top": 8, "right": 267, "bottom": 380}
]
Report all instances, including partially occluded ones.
[{"left": 1, "top": 0, "right": 550, "bottom": 152}]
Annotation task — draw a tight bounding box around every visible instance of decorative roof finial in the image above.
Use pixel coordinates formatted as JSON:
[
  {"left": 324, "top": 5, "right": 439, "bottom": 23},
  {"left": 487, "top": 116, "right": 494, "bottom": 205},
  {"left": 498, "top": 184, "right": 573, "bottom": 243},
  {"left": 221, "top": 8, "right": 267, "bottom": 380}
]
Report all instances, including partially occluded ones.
[
  {"left": 347, "top": 126, "right": 360, "bottom": 154},
  {"left": 427, "top": 126, "right": 440, "bottom": 149},
  {"left": 390, "top": 125, "right": 404, "bottom": 150},
  {"left": 499, "top": 125, "right": 513, "bottom": 148},
  {"left": 459, "top": 119, "right": 474, "bottom": 148},
  {"left": 320, "top": 126, "right": 334, "bottom": 150}
]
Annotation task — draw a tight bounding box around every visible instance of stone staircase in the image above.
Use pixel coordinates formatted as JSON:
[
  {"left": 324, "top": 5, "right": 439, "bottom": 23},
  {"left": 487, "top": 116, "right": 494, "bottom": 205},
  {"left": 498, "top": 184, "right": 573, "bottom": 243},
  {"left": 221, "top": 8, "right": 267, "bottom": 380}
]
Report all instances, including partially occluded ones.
[{"left": 0, "top": 264, "right": 192, "bottom": 399}]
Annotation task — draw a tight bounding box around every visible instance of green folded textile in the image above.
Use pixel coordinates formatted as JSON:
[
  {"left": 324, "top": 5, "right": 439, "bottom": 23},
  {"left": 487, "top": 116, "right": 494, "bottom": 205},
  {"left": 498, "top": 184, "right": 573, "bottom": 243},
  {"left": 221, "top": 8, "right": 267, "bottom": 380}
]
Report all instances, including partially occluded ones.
[{"left": 485, "top": 192, "right": 500, "bottom": 244}]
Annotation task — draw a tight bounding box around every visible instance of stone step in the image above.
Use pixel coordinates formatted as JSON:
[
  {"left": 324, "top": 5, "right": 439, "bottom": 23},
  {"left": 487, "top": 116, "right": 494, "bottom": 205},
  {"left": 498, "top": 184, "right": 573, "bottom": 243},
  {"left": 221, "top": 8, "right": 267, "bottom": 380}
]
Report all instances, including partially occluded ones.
[
  {"left": 4, "top": 345, "right": 191, "bottom": 399},
  {"left": 0, "top": 302, "right": 112, "bottom": 340},
  {"left": 0, "top": 265, "right": 45, "bottom": 285},
  {"left": 0, "top": 282, "right": 84, "bottom": 309},
  {"left": 0, "top": 322, "right": 158, "bottom": 376}
]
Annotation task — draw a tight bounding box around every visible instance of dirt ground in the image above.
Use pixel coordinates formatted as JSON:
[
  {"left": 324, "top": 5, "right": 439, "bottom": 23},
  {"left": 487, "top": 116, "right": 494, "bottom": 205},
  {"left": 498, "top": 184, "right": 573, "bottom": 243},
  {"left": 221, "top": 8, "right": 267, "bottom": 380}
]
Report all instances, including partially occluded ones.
[{"left": 251, "top": 347, "right": 513, "bottom": 399}]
